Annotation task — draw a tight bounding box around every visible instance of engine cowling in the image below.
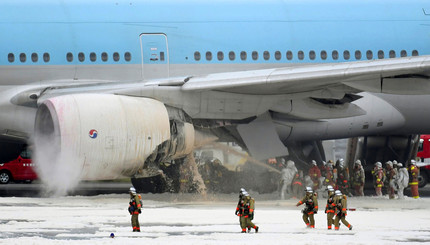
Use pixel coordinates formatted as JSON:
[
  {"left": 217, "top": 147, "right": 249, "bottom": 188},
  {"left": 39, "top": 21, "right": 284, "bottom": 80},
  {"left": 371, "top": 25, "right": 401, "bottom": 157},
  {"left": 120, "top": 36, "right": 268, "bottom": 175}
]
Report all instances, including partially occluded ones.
[{"left": 34, "top": 94, "right": 171, "bottom": 181}]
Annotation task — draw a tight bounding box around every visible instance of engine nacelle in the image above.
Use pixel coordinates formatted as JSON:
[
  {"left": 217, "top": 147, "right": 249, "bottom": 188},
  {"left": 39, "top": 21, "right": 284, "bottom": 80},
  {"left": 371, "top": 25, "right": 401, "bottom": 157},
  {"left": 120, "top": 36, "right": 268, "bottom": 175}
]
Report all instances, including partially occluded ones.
[{"left": 34, "top": 94, "right": 171, "bottom": 181}]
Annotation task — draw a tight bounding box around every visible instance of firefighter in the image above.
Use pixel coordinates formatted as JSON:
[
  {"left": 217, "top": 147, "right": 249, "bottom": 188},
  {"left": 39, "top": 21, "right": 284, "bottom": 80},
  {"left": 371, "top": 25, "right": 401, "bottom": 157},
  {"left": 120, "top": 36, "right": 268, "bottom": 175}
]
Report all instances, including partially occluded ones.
[
  {"left": 409, "top": 160, "right": 420, "bottom": 199},
  {"left": 352, "top": 160, "right": 365, "bottom": 196},
  {"left": 320, "top": 161, "right": 327, "bottom": 179},
  {"left": 308, "top": 160, "right": 322, "bottom": 191},
  {"left": 324, "top": 160, "right": 335, "bottom": 187},
  {"left": 333, "top": 190, "right": 353, "bottom": 230},
  {"left": 396, "top": 162, "right": 409, "bottom": 199},
  {"left": 291, "top": 170, "right": 304, "bottom": 199},
  {"left": 373, "top": 162, "right": 385, "bottom": 196},
  {"left": 336, "top": 159, "right": 351, "bottom": 196},
  {"left": 238, "top": 192, "right": 259, "bottom": 233},
  {"left": 280, "top": 160, "right": 298, "bottom": 200},
  {"left": 128, "top": 187, "right": 142, "bottom": 232},
  {"left": 325, "top": 185, "right": 336, "bottom": 230},
  {"left": 385, "top": 161, "right": 397, "bottom": 199},
  {"left": 296, "top": 187, "right": 318, "bottom": 228},
  {"left": 235, "top": 189, "right": 247, "bottom": 230}
]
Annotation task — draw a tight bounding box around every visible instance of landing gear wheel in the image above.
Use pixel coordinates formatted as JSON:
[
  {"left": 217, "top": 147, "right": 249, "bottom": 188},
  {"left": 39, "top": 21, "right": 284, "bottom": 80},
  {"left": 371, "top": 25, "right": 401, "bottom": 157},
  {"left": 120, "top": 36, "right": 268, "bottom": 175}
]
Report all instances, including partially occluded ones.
[{"left": 0, "top": 172, "right": 11, "bottom": 184}]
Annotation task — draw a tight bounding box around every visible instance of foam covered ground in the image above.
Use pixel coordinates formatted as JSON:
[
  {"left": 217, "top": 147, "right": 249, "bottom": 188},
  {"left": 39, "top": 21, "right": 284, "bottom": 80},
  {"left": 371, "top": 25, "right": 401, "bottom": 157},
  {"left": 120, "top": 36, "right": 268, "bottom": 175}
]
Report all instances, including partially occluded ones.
[{"left": 0, "top": 193, "right": 429, "bottom": 244}]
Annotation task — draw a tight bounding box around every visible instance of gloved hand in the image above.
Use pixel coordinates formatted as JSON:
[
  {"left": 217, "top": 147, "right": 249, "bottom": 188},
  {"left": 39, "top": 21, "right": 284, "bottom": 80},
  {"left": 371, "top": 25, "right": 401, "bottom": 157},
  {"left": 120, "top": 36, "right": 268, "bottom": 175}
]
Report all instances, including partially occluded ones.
[
  {"left": 324, "top": 208, "right": 327, "bottom": 214},
  {"left": 138, "top": 209, "right": 142, "bottom": 214},
  {"left": 313, "top": 209, "right": 318, "bottom": 214},
  {"left": 235, "top": 210, "right": 239, "bottom": 215}
]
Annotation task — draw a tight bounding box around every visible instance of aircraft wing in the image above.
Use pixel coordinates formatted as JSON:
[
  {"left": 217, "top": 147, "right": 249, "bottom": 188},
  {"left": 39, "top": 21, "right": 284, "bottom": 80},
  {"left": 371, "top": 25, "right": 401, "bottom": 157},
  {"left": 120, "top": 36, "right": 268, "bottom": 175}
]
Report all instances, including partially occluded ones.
[{"left": 181, "top": 55, "right": 430, "bottom": 96}]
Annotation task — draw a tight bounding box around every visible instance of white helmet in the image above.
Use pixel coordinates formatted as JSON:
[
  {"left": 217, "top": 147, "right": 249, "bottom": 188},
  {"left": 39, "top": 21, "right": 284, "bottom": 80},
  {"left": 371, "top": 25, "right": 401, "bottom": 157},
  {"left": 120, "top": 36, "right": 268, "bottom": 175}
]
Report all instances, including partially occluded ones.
[
  {"left": 410, "top": 159, "right": 417, "bottom": 165},
  {"left": 335, "top": 190, "right": 342, "bottom": 196},
  {"left": 305, "top": 187, "right": 313, "bottom": 193},
  {"left": 355, "top": 160, "right": 361, "bottom": 165},
  {"left": 129, "top": 187, "right": 136, "bottom": 195},
  {"left": 393, "top": 160, "right": 398, "bottom": 165},
  {"left": 375, "top": 162, "right": 382, "bottom": 168},
  {"left": 311, "top": 160, "right": 317, "bottom": 166},
  {"left": 240, "top": 188, "right": 246, "bottom": 193},
  {"left": 397, "top": 163, "right": 403, "bottom": 167}
]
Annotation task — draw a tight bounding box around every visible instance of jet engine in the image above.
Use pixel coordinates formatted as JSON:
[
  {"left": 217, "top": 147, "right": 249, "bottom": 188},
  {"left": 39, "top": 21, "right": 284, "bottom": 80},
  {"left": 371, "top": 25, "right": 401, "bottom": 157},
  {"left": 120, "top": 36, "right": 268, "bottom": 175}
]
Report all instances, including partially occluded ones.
[{"left": 34, "top": 94, "right": 178, "bottom": 181}]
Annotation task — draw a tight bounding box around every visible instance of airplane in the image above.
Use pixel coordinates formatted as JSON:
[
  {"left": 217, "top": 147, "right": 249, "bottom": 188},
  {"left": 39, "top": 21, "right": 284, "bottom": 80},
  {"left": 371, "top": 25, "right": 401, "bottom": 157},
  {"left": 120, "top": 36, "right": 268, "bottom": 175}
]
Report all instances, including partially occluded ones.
[{"left": 1, "top": 0, "right": 430, "bottom": 188}]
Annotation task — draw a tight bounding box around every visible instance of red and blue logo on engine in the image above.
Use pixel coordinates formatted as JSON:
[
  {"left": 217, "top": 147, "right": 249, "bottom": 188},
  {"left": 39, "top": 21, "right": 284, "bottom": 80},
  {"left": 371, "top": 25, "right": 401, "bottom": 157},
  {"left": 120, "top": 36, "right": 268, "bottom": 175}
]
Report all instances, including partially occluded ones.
[{"left": 89, "top": 129, "right": 98, "bottom": 139}]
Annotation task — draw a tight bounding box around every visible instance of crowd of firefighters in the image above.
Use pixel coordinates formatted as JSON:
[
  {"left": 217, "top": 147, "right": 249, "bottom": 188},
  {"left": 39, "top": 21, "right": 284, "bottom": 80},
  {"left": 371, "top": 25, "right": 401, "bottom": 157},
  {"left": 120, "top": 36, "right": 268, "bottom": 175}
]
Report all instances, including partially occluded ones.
[
  {"left": 278, "top": 157, "right": 420, "bottom": 200},
  {"left": 128, "top": 156, "right": 422, "bottom": 233}
]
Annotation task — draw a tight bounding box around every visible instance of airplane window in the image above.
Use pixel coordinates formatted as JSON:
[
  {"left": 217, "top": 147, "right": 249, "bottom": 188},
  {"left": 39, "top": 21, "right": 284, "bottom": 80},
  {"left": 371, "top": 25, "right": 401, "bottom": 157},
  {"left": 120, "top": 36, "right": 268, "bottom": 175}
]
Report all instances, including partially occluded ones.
[
  {"left": 366, "top": 50, "right": 373, "bottom": 60},
  {"left": 332, "top": 50, "right": 338, "bottom": 60},
  {"left": 217, "top": 51, "right": 224, "bottom": 61},
  {"left": 101, "top": 52, "right": 108, "bottom": 62},
  {"left": 8, "top": 53, "right": 14, "bottom": 63},
  {"left": 275, "top": 51, "right": 281, "bottom": 60},
  {"left": 66, "top": 52, "right": 73, "bottom": 62},
  {"left": 31, "top": 53, "right": 38, "bottom": 62},
  {"left": 400, "top": 50, "right": 407, "bottom": 57},
  {"left": 240, "top": 51, "right": 247, "bottom": 61},
  {"left": 252, "top": 51, "right": 258, "bottom": 60},
  {"left": 298, "top": 51, "right": 304, "bottom": 60},
  {"left": 194, "top": 51, "right": 201, "bottom": 61},
  {"left": 286, "top": 51, "right": 293, "bottom": 60},
  {"left": 320, "top": 50, "right": 327, "bottom": 60},
  {"left": 378, "top": 50, "right": 384, "bottom": 59},
  {"left": 20, "top": 53, "right": 26, "bottom": 63},
  {"left": 43, "top": 53, "right": 50, "bottom": 62},
  {"left": 343, "top": 50, "right": 350, "bottom": 60},
  {"left": 159, "top": 52, "right": 164, "bottom": 61},
  {"left": 124, "top": 52, "right": 132, "bottom": 61},
  {"left": 113, "top": 52, "right": 120, "bottom": 62},
  {"left": 412, "top": 50, "right": 419, "bottom": 56},
  {"left": 389, "top": 50, "right": 396, "bottom": 58},
  {"left": 229, "top": 51, "right": 235, "bottom": 61},
  {"left": 309, "top": 50, "right": 316, "bottom": 60},
  {"left": 263, "top": 51, "right": 270, "bottom": 60},
  {"left": 78, "top": 52, "right": 85, "bottom": 62},
  {"left": 355, "top": 50, "right": 361, "bottom": 60},
  {"left": 90, "top": 52, "right": 97, "bottom": 62},
  {"left": 206, "top": 51, "right": 212, "bottom": 61}
]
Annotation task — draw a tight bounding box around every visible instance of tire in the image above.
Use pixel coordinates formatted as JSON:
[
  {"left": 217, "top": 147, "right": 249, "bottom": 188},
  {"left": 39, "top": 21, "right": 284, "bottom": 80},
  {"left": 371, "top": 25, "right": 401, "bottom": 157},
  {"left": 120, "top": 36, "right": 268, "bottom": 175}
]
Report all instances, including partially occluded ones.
[
  {"left": 0, "top": 171, "right": 11, "bottom": 184},
  {"left": 418, "top": 171, "right": 428, "bottom": 188}
]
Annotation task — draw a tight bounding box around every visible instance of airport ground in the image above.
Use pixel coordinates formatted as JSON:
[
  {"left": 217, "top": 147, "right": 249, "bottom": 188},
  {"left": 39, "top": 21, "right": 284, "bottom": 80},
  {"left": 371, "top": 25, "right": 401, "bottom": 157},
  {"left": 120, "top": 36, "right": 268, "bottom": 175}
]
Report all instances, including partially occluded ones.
[{"left": 0, "top": 188, "right": 430, "bottom": 244}]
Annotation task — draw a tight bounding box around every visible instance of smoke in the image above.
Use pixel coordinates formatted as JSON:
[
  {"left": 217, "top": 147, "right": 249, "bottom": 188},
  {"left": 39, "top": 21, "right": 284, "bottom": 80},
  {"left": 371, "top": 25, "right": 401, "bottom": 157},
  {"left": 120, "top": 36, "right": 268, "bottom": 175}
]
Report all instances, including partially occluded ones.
[{"left": 33, "top": 134, "right": 82, "bottom": 197}]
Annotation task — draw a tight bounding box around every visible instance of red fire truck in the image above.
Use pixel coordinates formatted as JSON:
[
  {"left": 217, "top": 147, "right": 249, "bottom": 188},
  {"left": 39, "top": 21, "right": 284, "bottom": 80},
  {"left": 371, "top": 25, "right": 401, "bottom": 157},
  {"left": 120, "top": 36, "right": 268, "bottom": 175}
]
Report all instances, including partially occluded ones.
[
  {"left": 0, "top": 149, "right": 37, "bottom": 184},
  {"left": 417, "top": 135, "right": 430, "bottom": 187}
]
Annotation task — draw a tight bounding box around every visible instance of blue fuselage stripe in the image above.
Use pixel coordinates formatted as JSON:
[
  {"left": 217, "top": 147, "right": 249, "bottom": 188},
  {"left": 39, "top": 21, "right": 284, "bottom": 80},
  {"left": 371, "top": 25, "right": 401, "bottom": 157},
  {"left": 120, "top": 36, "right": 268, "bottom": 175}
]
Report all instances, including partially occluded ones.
[{"left": 0, "top": 0, "right": 429, "bottom": 67}]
